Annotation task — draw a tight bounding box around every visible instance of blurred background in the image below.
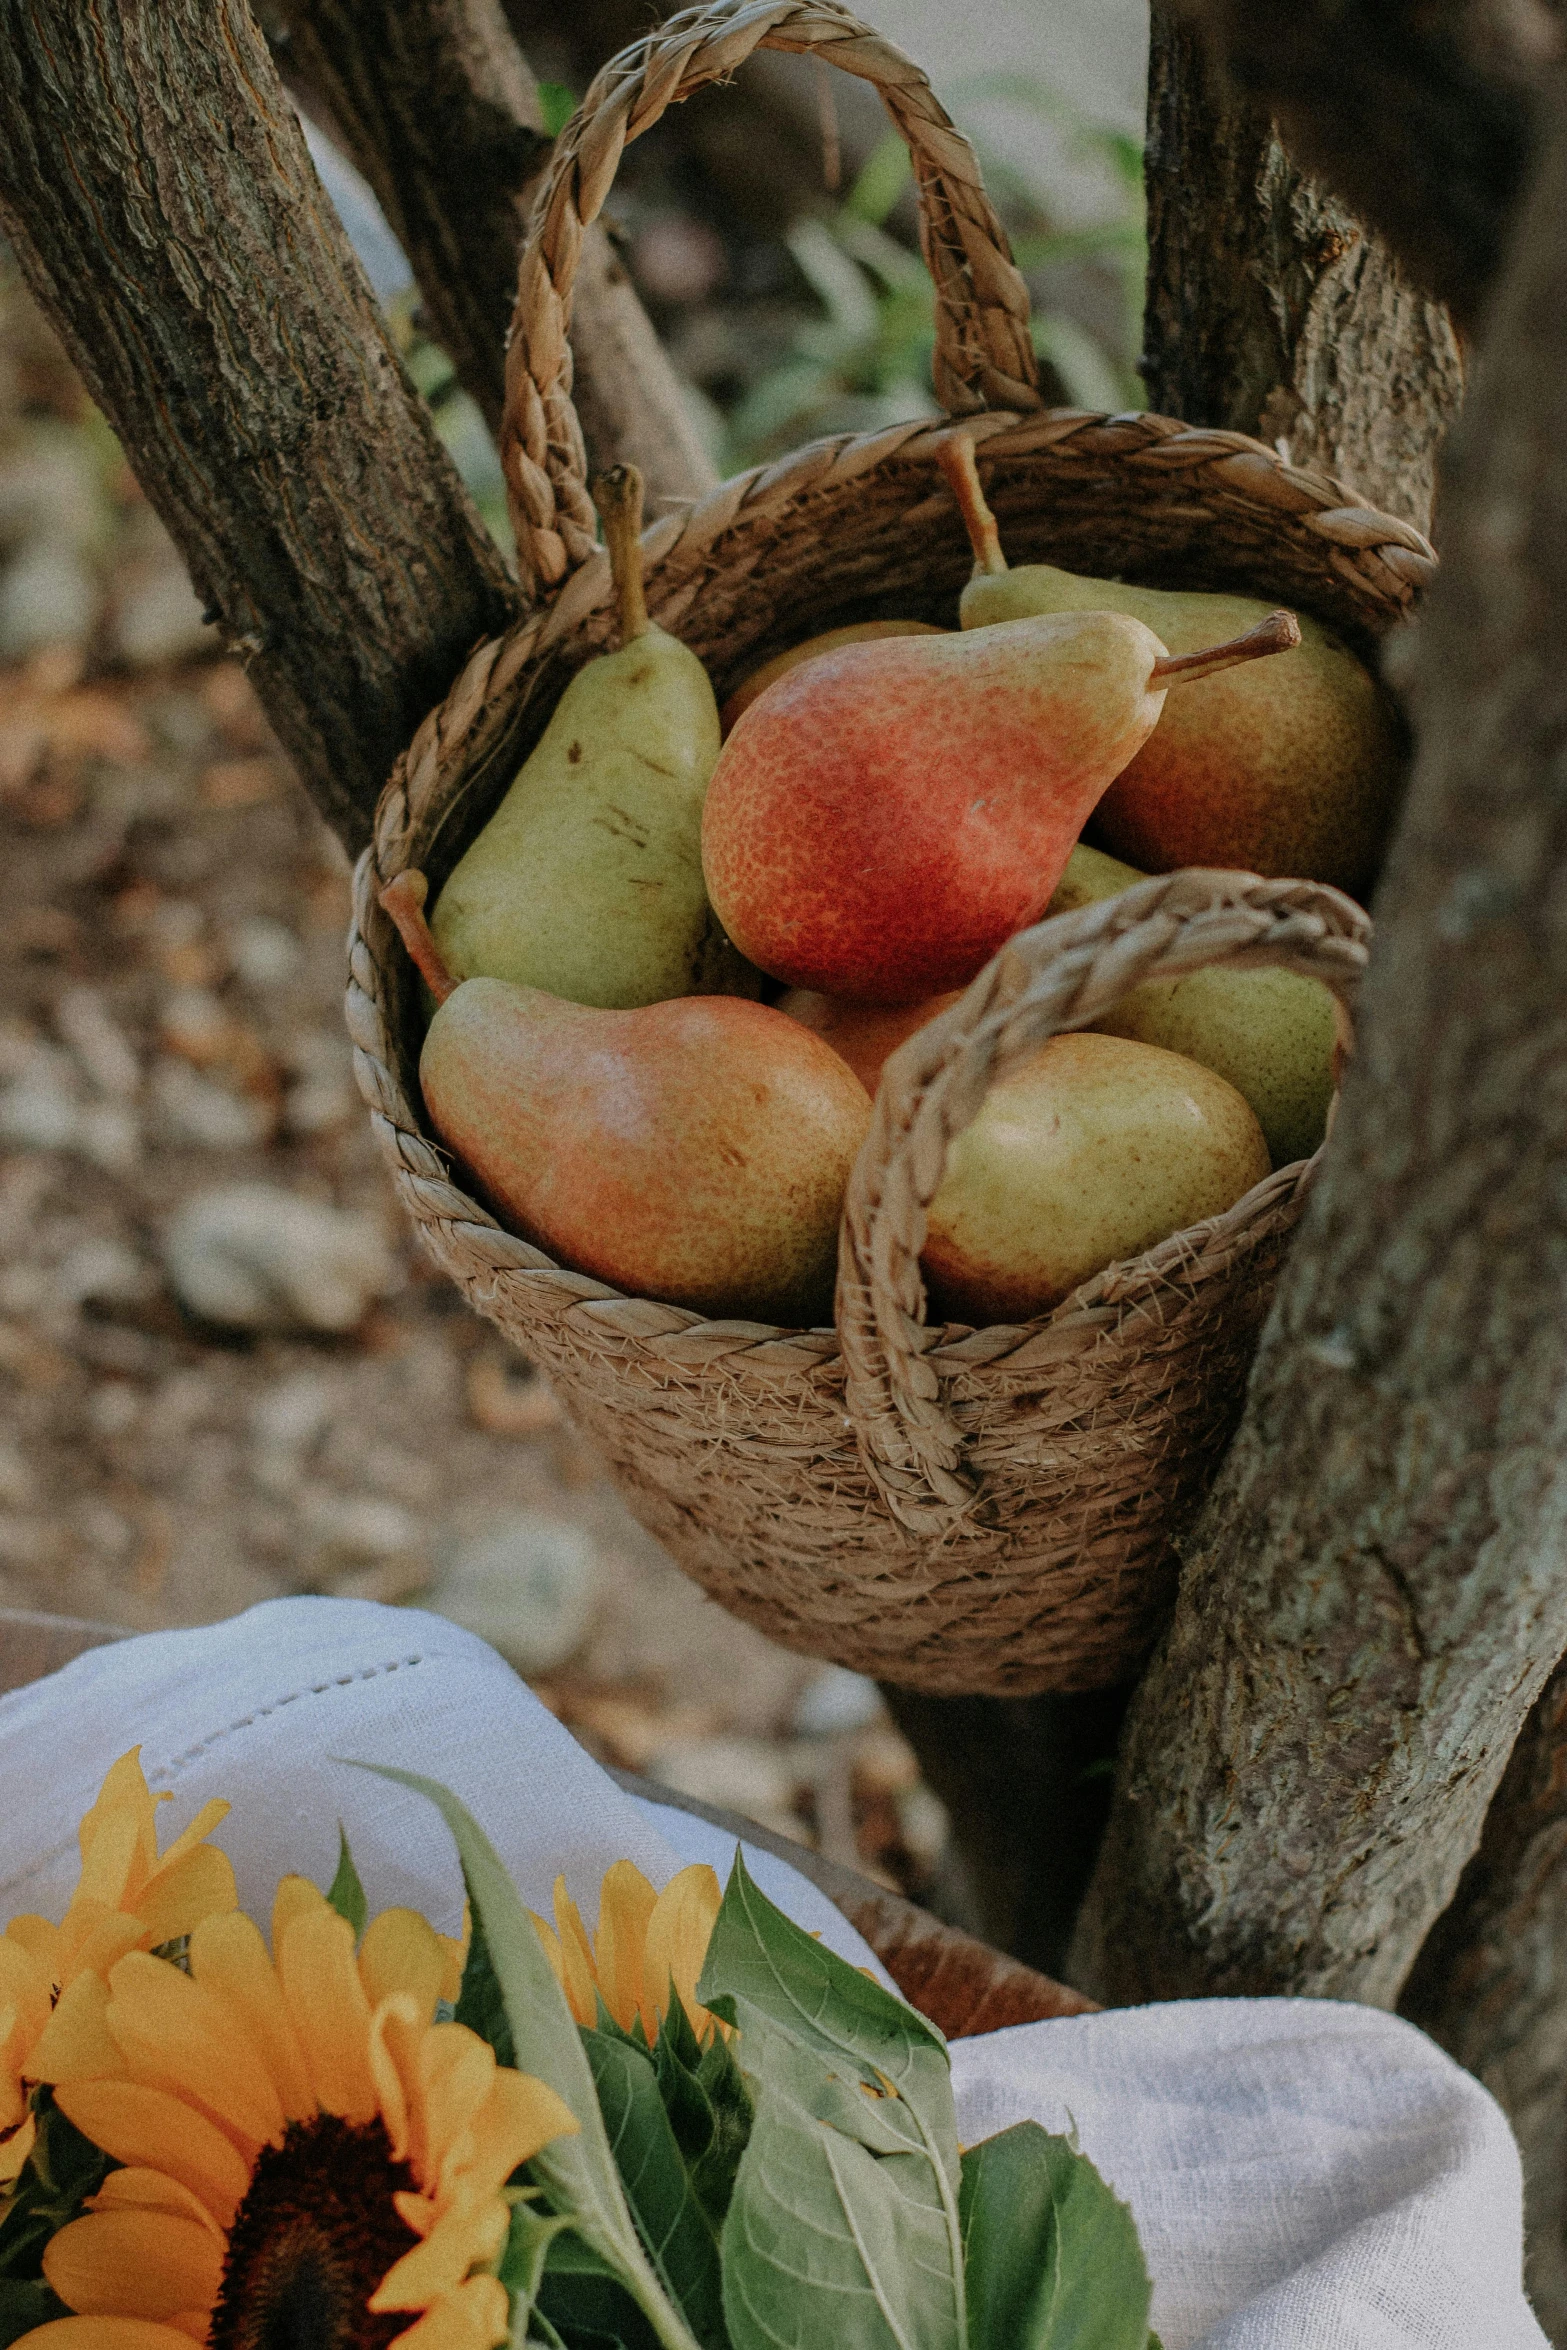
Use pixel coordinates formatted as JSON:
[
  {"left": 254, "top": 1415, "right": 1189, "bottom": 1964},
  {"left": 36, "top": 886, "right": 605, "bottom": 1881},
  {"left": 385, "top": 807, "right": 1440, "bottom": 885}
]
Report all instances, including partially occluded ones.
[{"left": 0, "top": 0, "right": 1146, "bottom": 1912}]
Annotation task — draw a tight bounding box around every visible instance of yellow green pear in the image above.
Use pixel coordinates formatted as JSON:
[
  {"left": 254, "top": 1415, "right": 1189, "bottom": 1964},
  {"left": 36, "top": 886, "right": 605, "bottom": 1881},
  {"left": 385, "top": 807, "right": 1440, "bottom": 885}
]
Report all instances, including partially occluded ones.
[
  {"left": 923, "top": 1030, "right": 1271, "bottom": 1324},
  {"left": 1047, "top": 843, "right": 1340, "bottom": 1166},
  {"left": 431, "top": 465, "right": 742, "bottom": 1009},
  {"left": 938, "top": 435, "right": 1401, "bottom": 897}
]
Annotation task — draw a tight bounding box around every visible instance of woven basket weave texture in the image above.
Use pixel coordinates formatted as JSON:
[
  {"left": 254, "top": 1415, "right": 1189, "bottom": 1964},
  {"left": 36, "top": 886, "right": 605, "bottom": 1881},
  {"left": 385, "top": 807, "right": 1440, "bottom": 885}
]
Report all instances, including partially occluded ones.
[{"left": 348, "top": 0, "right": 1418, "bottom": 1696}]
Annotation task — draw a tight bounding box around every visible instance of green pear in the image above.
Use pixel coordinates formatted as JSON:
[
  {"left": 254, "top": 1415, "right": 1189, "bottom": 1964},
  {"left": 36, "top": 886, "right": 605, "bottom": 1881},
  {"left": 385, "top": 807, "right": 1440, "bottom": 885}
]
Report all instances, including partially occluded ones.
[
  {"left": 923, "top": 1029, "right": 1270, "bottom": 1323},
  {"left": 431, "top": 465, "right": 741, "bottom": 1010},
  {"left": 1047, "top": 843, "right": 1340, "bottom": 1167},
  {"left": 938, "top": 435, "right": 1402, "bottom": 897}
]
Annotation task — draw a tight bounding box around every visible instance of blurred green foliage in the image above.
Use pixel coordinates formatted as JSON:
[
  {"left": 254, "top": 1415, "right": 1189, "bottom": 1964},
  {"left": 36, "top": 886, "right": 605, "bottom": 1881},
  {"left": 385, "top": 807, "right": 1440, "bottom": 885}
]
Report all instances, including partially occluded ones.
[{"left": 722, "top": 80, "right": 1145, "bottom": 469}]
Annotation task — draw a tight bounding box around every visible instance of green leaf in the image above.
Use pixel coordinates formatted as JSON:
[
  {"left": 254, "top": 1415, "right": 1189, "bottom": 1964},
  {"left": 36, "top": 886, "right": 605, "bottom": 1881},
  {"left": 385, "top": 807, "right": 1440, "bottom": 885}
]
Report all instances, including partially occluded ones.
[
  {"left": 502, "top": 2200, "right": 574, "bottom": 2345},
  {"left": 701, "top": 1854, "right": 965, "bottom": 2350},
  {"left": 326, "top": 1823, "right": 368, "bottom": 1939},
  {"left": 844, "top": 130, "right": 913, "bottom": 227},
  {"left": 539, "top": 81, "right": 578, "bottom": 138},
  {"left": 652, "top": 1999, "right": 752, "bottom": 2238},
  {"left": 959, "top": 2122, "right": 1152, "bottom": 2350},
  {"left": 720, "top": 2043, "right": 962, "bottom": 2350},
  {"left": 456, "top": 1896, "right": 516, "bottom": 2068},
  {"left": 537, "top": 2229, "right": 663, "bottom": 2349},
  {"left": 348, "top": 1763, "right": 702, "bottom": 2350},
  {"left": 0, "top": 2095, "right": 111, "bottom": 2280},
  {"left": 581, "top": 2027, "right": 726, "bottom": 2350},
  {"left": 0, "top": 2281, "right": 66, "bottom": 2347}
]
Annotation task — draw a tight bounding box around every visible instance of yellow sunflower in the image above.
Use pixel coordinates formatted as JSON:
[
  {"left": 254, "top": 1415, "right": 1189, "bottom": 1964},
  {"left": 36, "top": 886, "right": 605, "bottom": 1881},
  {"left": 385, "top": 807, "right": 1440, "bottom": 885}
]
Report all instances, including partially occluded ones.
[
  {"left": 0, "top": 1750, "right": 237, "bottom": 2183},
  {"left": 21, "top": 1875, "right": 577, "bottom": 2350},
  {"left": 532, "top": 1862, "right": 724, "bottom": 2043}
]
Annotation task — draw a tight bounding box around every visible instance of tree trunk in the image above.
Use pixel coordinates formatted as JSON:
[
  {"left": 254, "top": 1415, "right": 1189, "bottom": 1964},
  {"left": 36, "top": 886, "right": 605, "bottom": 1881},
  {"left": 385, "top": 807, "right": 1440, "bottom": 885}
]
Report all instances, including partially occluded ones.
[
  {"left": 1144, "top": 9, "right": 1463, "bottom": 529},
  {"left": 0, "top": 0, "right": 519, "bottom": 854},
  {"left": 884, "top": 5, "right": 1463, "bottom": 1962},
  {"left": 1401, "top": 1653, "right": 1567, "bottom": 2330},
  {"left": 1180, "top": 0, "right": 1557, "bottom": 332},
  {"left": 274, "top": 0, "right": 718, "bottom": 511},
  {"left": 1069, "top": 54, "right": 1567, "bottom": 2020}
]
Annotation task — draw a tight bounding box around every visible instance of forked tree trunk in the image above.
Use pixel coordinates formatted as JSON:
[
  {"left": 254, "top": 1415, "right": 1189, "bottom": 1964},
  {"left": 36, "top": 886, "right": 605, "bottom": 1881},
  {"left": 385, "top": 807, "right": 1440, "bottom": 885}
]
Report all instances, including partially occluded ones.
[
  {"left": 1069, "top": 45, "right": 1567, "bottom": 2021},
  {"left": 1142, "top": 10, "right": 1463, "bottom": 528},
  {"left": 0, "top": 0, "right": 519, "bottom": 852},
  {"left": 274, "top": 0, "right": 719, "bottom": 509}
]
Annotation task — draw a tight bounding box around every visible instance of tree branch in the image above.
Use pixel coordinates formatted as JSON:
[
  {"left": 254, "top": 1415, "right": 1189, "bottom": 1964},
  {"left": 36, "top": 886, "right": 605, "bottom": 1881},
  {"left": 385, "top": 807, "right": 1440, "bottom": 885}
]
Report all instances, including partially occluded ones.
[
  {"left": 0, "top": 0, "right": 519, "bottom": 853},
  {"left": 1178, "top": 0, "right": 1560, "bottom": 329},
  {"left": 1144, "top": 7, "right": 1463, "bottom": 528},
  {"left": 1070, "top": 56, "right": 1567, "bottom": 2010},
  {"left": 272, "top": 0, "right": 718, "bottom": 511}
]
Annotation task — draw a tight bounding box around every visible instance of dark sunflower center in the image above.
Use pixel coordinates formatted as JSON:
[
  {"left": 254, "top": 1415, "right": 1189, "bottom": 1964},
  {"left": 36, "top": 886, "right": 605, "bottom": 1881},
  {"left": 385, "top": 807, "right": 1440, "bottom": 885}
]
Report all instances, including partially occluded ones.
[{"left": 209, "top": 2112, "right": 421, "bottom": 2350}]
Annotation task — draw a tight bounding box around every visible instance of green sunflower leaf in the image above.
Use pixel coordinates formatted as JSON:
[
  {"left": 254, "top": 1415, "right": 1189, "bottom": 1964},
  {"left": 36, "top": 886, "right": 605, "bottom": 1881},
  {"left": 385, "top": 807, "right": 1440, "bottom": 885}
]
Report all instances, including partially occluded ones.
[
  {"left": 699, "top": 1852, "right": 966, "bottom": 2350},
  {"left": 326, "top": 1822, "right": 368, "bottom": 1939},
  {"left": 536, "top": 2227, "right": 663, "bottom": 2348},
  {"left": 651, "top": 1997, "right": 752, "bottom": 2238},
  {"left": 958, "top": 2120, "right": 1152, "bottom": 2349},
  {"left": 581, "top": 2025, "right": 726, "bottom": 2350},
  {"left": 348, "top": 1763, "right": 703, "bottom": 2350},
  {"left": 456, "top": 1894, "right": 516, "bottom": 2068},
  {"left": 0, "top": 2280, "right": 67, "bottom": 2347}
]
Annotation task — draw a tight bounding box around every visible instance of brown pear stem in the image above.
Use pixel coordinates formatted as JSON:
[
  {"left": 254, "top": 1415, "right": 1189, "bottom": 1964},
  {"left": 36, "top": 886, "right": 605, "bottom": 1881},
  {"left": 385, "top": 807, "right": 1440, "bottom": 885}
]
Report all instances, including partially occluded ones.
[
  {"left": 1149, "top": 608, "right": 1302, "bottom": 688},
  {"left": 936, "top": 432, "right": 1008, "bottom": 577},
  {"left": 592, "top": 463, "right": 650, "bottom": 644},
  {"left": 379, "top": 869, "right": 458, "bottom": 1004}
]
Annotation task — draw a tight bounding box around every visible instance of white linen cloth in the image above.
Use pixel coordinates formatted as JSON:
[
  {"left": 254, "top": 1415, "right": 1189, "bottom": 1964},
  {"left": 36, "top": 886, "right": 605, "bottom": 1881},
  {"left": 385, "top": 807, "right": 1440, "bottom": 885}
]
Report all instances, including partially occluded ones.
[{"left": 0, "top": 1597, "right": 1544, "bottom": 2350}]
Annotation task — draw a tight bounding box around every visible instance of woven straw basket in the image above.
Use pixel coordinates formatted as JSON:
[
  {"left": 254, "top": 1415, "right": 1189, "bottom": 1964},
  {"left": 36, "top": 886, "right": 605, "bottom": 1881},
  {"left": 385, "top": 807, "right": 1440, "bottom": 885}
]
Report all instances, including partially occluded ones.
[{"left": 347, "top": 0, "right": 1429, "bottom": 1697}]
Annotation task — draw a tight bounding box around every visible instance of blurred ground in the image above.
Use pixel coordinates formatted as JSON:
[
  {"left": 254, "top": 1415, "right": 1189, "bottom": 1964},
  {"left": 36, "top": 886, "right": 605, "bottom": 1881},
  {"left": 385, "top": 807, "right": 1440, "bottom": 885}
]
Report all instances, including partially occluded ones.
[
  {"left": 0, "top": 636, "right": 947, "bottom": 1897},
  {"left": 0, "top": 2, "right": 1146, "bottom": 1910}
]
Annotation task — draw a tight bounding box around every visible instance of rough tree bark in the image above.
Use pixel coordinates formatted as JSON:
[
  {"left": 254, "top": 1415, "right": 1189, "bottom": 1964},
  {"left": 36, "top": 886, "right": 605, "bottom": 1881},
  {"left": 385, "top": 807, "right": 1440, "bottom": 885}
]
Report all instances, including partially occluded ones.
[
  {"left": 1143, "top": 9, "right": 1463, "bottom": 528},
  {"left": 1401, "top": 1652, "right": 1567, "bottom": 2324},
  {"left": 1182, "top": 0, "right": 1559, "bottom": 331},
  {"left": 1070, "top": 53, "right": 1567, "bottom": 2026},
  {"left": 271, "top": 0, "right": 718, "bottom": 509},
  {"left": 0, "top": 0, "right": 519, "bottom": 852}
]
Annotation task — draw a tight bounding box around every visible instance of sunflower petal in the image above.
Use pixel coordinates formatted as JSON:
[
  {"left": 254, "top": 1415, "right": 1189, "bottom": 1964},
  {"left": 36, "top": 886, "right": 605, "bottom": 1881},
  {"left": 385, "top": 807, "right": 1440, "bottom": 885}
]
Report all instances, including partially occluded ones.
[
  {"left": 76, "top": 1753, "right": 163, "bottom": 1910},
  {"left": 53, "top": 2081, "right": 251, "bottom": 2227},
  {"left": 5, "top": 1913, "right": 60, "bottom": 1968},
  {"left": 11, "top": 2323, "right": 197, "bottom": 2350},
  {"left": 378, "top": 2272, "right": 510, "bottom": 2350},
  {"left": 368, "top": 2194, "right": 509, "bottom": 2309},
  {"left": 32, "top": 1971, "right": 124, "bottom": 2085},
  {"left": 436, "top": 1905, "right": 471, "bottom": 2007},
  {"left": 188, "top": 1912, "right": 315, "bottom": 2124},
  {"left": 593, "top": 1861, "right": 658, "bottom": 2036},
  {"left": 90, "top": 2168, "right": 224, "bottom": 2239},
  {"left": 360, "top": 1908, "right": 445, "bottom": 2021},
  {"left": 549, "top": 1879, "right": 597, "bottom": 2027},
  {"left": 440, "top": 2067, "right": 579, "bottom": 2204},
  {"left": 412, "top": 2026, "right": 495, "bottom": 2189},
  {"left": 644, "top": 1864, "right": 722, "bottom": 2038},
  {"left": 59, "top": 1913, "right": 146, "bottom": 1990},
  {"left": 270, "top": 1874, "right": 330, "bottom": 1954},
  {"left": 368, "top": 1993, "right": 423, "bottom": 2164},
  {"left": 44, "top": 2209, "right": 223, "bottom": 2323},
  {"left": 105, "top": 1953, "right": 284, "bottom": 2151},
  {"left": 132, "top": 1844, "right": 237, "bottom": 1949},
  {"left": 278, "top": 1905, "right": 376, "bottom": 2125},
  {"left": 144, "top": 1798, "right": 229, "bottom": 1882}
]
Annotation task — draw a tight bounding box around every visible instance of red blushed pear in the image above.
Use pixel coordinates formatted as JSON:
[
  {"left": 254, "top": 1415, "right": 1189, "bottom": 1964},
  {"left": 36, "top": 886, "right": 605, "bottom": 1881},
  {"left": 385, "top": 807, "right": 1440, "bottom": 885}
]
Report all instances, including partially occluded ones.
[
  {"left": 777, "top": 987, "right": 965, "bottom": 1095},
  {"left": 380, "top": 873, "right": 871, "bottom": 1326},
  {"left": 700, "top": 553, "right": 1300, "bottom": 1003}
]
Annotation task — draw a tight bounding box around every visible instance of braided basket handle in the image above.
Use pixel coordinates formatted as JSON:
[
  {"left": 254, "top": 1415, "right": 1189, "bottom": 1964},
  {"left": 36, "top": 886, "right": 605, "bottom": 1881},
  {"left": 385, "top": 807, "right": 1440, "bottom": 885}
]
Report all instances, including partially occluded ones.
[
  {"left": 837, "top": 870, "right": 1374, "bottom": 1535},
  {"left": 500, "top": 0, "right": 1041, "bottom": 589}
]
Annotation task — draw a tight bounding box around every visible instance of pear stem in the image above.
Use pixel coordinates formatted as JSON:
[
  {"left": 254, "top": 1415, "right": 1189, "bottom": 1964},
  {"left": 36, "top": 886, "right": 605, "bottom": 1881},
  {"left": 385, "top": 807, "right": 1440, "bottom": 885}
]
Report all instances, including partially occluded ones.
[
  {"left": 936, "top": 432, "right": 1008, "bottom": 577},
  {"left": 379, "top": 870, "right": 458, "bottom": 1004},
  {"left": 593, "top": 463, "right": 650, "bottom": 644},
  {"left": 1149, "top": 608, "right": 1302, "bottom": 688}
]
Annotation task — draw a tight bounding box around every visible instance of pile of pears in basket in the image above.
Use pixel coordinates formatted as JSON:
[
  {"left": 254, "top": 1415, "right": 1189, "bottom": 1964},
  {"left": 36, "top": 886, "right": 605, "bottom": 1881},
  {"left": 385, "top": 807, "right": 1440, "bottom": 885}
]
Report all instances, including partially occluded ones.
[{"left": 384, "top": 437, "right": 1398, "bottom": 1331}]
